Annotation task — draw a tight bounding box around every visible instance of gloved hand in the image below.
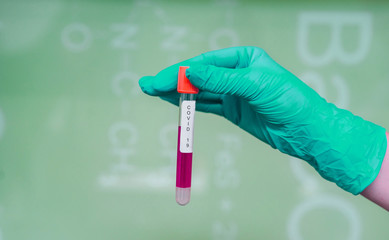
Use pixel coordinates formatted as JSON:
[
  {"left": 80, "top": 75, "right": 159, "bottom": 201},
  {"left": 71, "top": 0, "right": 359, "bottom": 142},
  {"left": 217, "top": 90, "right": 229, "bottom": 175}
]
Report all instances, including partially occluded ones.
[{"left": 139, "top": 46, "right": 387, "bottom": 195}]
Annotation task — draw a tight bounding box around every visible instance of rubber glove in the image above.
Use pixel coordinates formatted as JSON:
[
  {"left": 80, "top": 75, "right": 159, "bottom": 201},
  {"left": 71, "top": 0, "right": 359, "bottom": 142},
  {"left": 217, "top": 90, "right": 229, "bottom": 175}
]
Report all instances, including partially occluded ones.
[{"left": 139, "top": 46, "right": 387, "bottom": 195}]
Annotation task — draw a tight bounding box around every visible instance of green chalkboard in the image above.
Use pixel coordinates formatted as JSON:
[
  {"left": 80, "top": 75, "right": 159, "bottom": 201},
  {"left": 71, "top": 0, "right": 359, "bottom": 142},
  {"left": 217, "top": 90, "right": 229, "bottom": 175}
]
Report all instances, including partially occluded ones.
[{"left": 0, "top": 0, "right": 388, "bottom": 239}]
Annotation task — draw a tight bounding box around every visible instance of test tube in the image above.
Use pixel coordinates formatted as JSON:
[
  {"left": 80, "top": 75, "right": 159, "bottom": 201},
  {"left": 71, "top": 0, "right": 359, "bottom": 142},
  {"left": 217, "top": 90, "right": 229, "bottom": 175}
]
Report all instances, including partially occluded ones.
[{"left": 176, "top": 66, "right": 199, "bottom": 206}]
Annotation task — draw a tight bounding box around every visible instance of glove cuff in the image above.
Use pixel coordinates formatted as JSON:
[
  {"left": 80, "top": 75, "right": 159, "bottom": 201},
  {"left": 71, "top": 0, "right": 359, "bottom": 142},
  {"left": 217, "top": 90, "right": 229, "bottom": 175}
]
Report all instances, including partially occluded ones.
[
  {"left": 311, "top": 105, "right": 388, "bottom": 195},
  {"left": 360, "top": 132, "right": 389, "bottom": 193}
]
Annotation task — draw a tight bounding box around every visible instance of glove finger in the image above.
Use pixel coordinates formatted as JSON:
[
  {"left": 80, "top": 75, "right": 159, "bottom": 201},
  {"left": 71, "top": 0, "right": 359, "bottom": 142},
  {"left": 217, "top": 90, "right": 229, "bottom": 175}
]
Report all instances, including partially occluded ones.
[
  {"left": 197, "top": 46, "right": 263, "bottom": 69},
  {"left": 139, "top": 76, "right": 161, "bottom": 96},
  {"left": 197, "top": 91, "right": 223, "bottom": 104},
  {"left": 186, "top": 65, "right": 258, "bottom": 101},
  {"left": 138, "top": 66, "right": 181, "bottom": 96},
  {"left": 138, "top": 60, "right": 195, "bottom": 96},
  {"left": 160, "top": 94, "right": 179, "bottom": 106},
  {"left": 195, "top": 102, "right": 223, "bottom": 116},
  {"left": 139, "top": 47, "right": 263, "bottom": 96}
]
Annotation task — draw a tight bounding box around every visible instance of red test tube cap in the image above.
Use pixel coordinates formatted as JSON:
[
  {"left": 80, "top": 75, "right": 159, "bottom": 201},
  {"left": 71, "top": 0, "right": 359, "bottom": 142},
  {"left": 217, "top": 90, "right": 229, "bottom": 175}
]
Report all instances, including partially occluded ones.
[{"left": 177, "top": 66, "right": 199, "bottom": 94}]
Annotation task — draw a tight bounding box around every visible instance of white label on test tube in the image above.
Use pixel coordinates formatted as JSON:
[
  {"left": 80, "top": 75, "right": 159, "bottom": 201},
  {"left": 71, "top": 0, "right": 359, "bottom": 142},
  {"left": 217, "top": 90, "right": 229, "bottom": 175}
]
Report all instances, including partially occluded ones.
[{"left": 180, "top": 100, "right": 195, "bottom": 153}]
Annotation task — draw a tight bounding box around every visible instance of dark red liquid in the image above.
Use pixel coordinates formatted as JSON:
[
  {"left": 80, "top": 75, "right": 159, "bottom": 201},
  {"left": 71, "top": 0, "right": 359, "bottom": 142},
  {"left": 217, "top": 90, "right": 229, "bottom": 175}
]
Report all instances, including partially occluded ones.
[{"left": 176, "top": 126, "right": 193, "bottom": 188}]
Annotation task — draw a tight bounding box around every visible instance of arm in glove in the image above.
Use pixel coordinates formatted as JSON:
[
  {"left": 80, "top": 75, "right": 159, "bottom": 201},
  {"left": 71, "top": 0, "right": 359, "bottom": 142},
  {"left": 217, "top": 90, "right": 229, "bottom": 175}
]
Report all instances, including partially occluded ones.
[{"left": 139, "top": 46, "right": 388, "bottom": 209}]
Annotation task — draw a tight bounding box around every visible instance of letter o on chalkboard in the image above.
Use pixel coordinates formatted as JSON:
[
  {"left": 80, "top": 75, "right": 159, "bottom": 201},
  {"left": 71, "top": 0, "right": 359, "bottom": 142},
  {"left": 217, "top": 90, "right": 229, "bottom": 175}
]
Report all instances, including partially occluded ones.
[{"left": 61, "top": 23, "right": 92, "bottom": 52}]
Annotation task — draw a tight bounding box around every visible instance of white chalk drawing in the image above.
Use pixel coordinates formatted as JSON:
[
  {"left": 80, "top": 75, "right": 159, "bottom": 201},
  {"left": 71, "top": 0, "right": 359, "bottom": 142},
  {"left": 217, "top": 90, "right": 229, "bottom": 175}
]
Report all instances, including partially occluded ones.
[
  {"left": 287, "top": 195, "right": 361, "bottom": 240},
  {"left": 291, "top": 11, "right": 365, "bottom": 240},
  {"left": 108, "top": 121, "right": 138, "bottom": 173},
  {"left": 213, "top": 134, "right": 241, "bottom": 240},
  {"left": 111, "top": 71, "right": 141, "bottom": 98},
  {"left": 159, "top": 124, "right": 177, "bottom": 172},
  {"left": 61, "top": 23, "right": 92, "bottom": 52},
  {"left": 209, "top": 28, "right": 239, "bottom": 51},
  {"left": 213, "top": 221, "right": 238, "bottom": 240},
  {"left": 110, "top": 23, "right": 138, "bottom": 50},
  {"left": 298, "top": 12, "right": 372, "bottom": 66},
  {"left": 161, "top": 26, "right": 188, "bottom": 51}
]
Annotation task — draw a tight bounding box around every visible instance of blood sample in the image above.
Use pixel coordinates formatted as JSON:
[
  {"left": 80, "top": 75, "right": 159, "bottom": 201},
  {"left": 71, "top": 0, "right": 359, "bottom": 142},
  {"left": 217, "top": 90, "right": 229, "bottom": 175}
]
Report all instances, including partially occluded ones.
[{"left": 176, "top": 66, "right": 198, "bottom": 206}]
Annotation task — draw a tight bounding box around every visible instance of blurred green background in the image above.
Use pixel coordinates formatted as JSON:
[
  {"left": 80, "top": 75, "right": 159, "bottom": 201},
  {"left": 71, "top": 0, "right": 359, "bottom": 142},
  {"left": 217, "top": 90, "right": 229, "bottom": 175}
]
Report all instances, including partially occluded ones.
[{"left": 0, "top": 0, "right": 388, "bottom": 239}]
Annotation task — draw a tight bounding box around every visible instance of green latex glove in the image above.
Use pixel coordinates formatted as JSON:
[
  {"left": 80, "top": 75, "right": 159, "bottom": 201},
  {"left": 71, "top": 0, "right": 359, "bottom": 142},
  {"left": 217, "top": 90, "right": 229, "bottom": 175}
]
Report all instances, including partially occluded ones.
[{"left": 139, "top": 46, "right": 387, "bottom": 195}]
